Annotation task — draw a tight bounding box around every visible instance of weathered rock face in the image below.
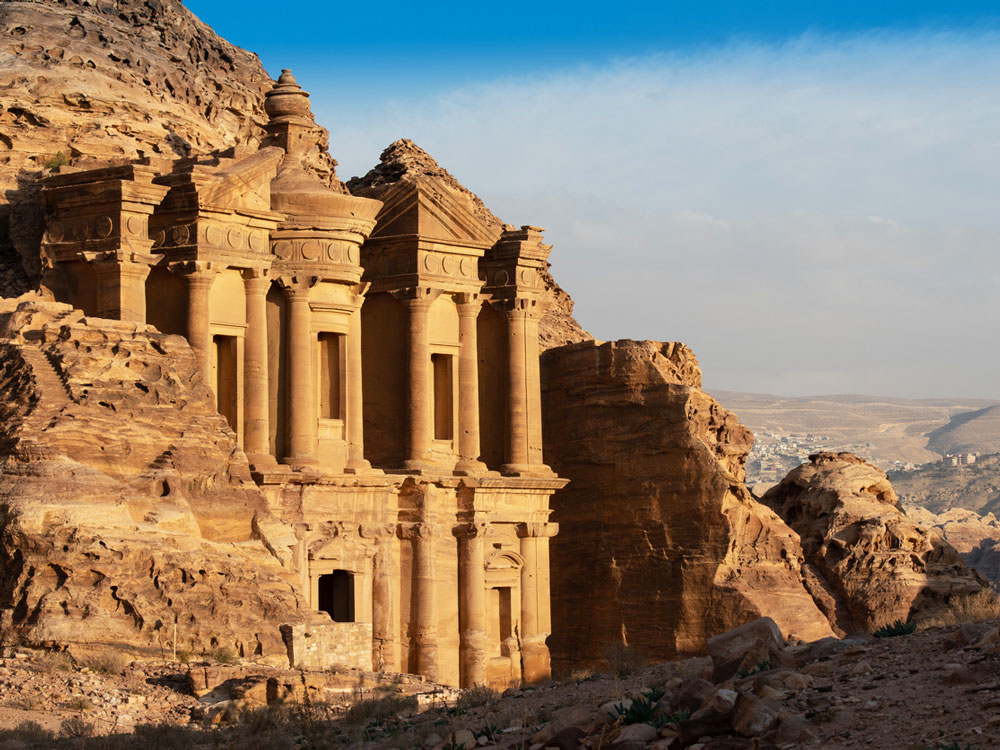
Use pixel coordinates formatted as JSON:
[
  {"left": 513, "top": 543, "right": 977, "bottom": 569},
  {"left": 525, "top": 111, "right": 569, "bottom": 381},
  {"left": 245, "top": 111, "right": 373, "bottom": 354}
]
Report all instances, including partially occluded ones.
[
  {"left": 764, "top": 452, "right": 991, "bottom": 632},
  {"left": 348, "top": 138, "right": 592, "bottom": 350},
  {"left": 541, "top": 339, "right": 835, "bottom": 671},
  {"left": 0, "top": 0, "right": 342, "bottom": 295},
  {"left": 0, "top": 296, "right": 305, "bottom": 659}
]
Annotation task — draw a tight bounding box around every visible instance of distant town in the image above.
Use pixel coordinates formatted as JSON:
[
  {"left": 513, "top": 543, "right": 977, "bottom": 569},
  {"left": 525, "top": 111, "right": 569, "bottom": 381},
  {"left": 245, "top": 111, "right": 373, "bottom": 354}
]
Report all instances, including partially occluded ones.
[{"left": 745, "top": 430, "right": 989, "bottom": 486}]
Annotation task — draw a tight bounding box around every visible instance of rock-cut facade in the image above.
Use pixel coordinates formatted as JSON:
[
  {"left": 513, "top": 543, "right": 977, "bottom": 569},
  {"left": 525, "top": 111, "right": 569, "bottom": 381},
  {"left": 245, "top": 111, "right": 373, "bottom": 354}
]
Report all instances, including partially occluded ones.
[{"left": 34, "top": 70, "right": 567, "bottom": 689}]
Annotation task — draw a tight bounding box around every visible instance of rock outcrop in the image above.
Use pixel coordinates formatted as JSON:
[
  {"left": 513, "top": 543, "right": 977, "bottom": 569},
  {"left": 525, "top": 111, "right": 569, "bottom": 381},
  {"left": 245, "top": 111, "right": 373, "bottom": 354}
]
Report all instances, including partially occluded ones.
[
  {"left": 540, "top": 339, "right": 836, "bottom": 671},
  {"left": 902, "top": 505, "right": 1000, "bottom": 587},
  {"left": 0, "top": 0, "right": 342, "bottom": 295},
  {"left": 348, "top": 138, "right": 592, "bottom": 349},
  {"left": 0, "top": 296, "right": 306, "bottom": 659},
  {"left": 764, "top": 452, "right": 991, "bottom": 632}
]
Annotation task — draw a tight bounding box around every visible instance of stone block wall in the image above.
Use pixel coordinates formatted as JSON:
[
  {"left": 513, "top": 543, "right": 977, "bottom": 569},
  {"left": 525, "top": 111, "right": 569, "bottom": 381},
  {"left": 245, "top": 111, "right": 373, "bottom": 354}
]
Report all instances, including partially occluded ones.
[{"left": 281, "top": 622, "right": 373, "bottom": 671}]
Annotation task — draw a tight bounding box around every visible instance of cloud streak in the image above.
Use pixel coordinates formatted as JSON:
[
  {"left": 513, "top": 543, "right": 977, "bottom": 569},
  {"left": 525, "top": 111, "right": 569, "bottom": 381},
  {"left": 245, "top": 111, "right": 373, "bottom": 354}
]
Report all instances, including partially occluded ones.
[{"left": 316, "top": 31, "right": 1000, "bottom": 398}]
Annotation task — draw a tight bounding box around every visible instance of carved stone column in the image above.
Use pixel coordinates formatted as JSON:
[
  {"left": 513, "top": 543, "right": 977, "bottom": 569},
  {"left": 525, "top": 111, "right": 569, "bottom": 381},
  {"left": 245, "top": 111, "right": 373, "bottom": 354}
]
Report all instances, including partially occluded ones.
[
  {"left": 183, "top": 263, "right": 217, "bottom": 379},
  {"left": 243, "top": 268, "right": 274, "bottom": 468},
  {"left": 369, "top": 523, "right": 400, "bottom": 672},
  {"left": 345, "top": 300, "right": 370, "bottom": 472},
  {"left": 402, "top": 294, "right": 434, "bottom": 471},
  {"left": 455, "top": 522, "right": 488, "bottom": 686},
  {"left": 93, "top": 259, "right": 151, "bottom": 324},
  {"left": 518, "top": 521, "right": 558, "bottom": 683},
  {"left": 455, "top": 294, "right": 486, "bottom": 475},
  {"left": 282, "top": 276, "right": 318, "bottom": 467},
  {"left": 502, "top": 305, "right": 530, "bottom": 473},
  {"left": 403, "top": 523, "right": 438, "bottom": 680}
]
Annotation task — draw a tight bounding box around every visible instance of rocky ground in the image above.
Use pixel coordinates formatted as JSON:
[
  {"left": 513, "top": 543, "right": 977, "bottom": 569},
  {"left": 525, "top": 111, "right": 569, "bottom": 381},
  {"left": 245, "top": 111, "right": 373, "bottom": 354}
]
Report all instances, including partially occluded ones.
[{"left": 0, "top": 618, "right": 999, "bottom": 749}]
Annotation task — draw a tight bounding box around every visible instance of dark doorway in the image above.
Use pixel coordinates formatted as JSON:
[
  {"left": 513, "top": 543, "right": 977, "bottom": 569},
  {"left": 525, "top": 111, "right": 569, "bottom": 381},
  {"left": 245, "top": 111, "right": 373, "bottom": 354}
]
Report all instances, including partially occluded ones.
[{"left": 318, "top": 570, "right": 355, "bottom": 622}]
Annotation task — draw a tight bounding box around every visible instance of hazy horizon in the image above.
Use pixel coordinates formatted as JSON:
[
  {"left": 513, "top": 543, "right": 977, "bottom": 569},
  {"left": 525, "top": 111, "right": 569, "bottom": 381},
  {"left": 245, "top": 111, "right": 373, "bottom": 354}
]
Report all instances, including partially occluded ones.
[{"left": 188, "top": 1, "right": 1000, "bottom": 401}]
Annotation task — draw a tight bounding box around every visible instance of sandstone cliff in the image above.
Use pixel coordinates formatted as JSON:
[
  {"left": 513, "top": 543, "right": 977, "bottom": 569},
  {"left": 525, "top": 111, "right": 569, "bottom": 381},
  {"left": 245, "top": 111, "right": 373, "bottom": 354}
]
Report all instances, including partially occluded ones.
[
  {"left": 0, "top": 296, "right": 305, "bottom": 659},
  {"left": 348, "top": 138, "right": 592, "bottom": 349},
  {"left": 0, "top": 0, "right": 343, "bottom": 295},
  {"left": 764, "top": 452, "right": 991, "bottom": 632},
  {"left": 540, "top": 339, "right": 836, "bottom": 671}
]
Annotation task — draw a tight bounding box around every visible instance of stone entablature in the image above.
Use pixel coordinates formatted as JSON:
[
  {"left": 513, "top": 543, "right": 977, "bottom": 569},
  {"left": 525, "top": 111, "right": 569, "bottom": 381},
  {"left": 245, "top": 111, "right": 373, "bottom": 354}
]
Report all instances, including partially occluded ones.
[{"left": 37, "top": 69, "right": 567, "bottom": 689}]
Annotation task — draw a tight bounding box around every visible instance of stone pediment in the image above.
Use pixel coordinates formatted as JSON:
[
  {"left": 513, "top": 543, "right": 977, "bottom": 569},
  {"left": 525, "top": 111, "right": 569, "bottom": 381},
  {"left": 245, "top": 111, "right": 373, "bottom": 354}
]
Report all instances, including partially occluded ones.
[{"left": 368, "top": 178, "right": 499, "bottom": 248}]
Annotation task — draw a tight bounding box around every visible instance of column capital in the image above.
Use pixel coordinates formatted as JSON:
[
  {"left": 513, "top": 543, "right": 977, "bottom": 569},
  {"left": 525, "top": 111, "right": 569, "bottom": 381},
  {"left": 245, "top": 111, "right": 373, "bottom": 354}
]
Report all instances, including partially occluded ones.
[
  {"left": 392, "top": 286, "right": 443, "bottom": 307},
  {"left": 241, "top": 266, "right": 273, "bottom": 283},
  {"left": 399, "top": 522, "right": 434, "bottom": 541},
  {"left": 360, "top": 522, "right": 398, "bottom": 541},
  {"left": 454, "top": 291, "right": 489, "bottom": 312},
  {"left": 276, "top": 273, "right": 318, "bottom": 295},
  {"left": 517, "top": 522, "right": 559, "bottom": 539},
  {"left": 453, "top": 521, "right": 489, "bottom": 540},
  {"left": 171, "top": 260, "right": 221, "bottom": 282}
]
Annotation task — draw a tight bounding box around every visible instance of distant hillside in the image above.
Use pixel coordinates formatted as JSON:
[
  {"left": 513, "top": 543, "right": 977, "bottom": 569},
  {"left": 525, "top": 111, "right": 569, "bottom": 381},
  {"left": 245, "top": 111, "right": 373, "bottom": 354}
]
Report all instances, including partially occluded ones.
[
  {"left": 891, "top": 455, "right": 1000, "bottom": 516},
  {"left": 927, "top": 405, "right": 1000, "bottom": 456}
]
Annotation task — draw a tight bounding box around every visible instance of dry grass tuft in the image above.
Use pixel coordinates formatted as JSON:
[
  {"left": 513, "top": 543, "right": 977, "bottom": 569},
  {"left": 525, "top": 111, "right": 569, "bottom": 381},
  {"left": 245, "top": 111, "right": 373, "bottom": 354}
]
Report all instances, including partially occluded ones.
[
  {"left": 80, "top": 648, "right": 129, "bottom": 675},
  {"left": 919, "top": 589, "right": 1000, "bottom": 629},
  {"left": 343, "top": 693, "right": 418, "bottom": 727},
  {"left": 35, "top": 649, "right": 73, "bottom": 672},
  {"left": 603, "top": 641, "right": 647, "bottom": 676},
  {"left": 455, "top": 684, "right": 500, "bottom": 711}
]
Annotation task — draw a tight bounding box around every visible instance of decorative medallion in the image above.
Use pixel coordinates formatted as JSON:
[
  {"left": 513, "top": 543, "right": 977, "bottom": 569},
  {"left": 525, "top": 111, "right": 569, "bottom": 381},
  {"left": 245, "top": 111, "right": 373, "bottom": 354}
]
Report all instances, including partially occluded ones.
[
  {"left": 171, "top": 224, "right": 189, "bottom": 245},
  {"left": 460, "top": 257, "right": 473, "bottom": 277},
  {"left": 95, "top": 216, "right": 113, "bottom": 238},
  {"left": 520, "top": 268, "right": 533, "bottom": 285},
  {"left": 72, "top": 221, "right": 88, "bottom": 241},
  {"left": 300, "top": 241, "right": 320, "bottom": 261},
  {"left": 126, "top": 215, "right": 144, "bottom": 236},
  {"left": 151, "top": 230, "right": 165, "bottom": 248},
  {"left": 326, "top": 242, "right": 341, "bottom": 263},
  {"left": 495, "top": 270, "right": 509, "bottom": 286},
  {"left": 423, "top": 254, "right": 438, "bottom": 273},
  {"left": 226, "top": 227, "right": 243, "bottom": 249},
  {"left": 273, "top": 241, "right": 292, "bottom": 260},
  {"left": 46, "top": 221, "right": 64, "bottom": 243},
  {"left": 249, "top": 231, "right": 265, "bottom": 252},
  {"left": 347, "top": 246, "right": 359, "bottom": 265},
  {"left": 441, "top": 256, "right": 454, "bottom": 275},
  {"left": 205, "top": 225, "right": 223, "bottom": 246}
]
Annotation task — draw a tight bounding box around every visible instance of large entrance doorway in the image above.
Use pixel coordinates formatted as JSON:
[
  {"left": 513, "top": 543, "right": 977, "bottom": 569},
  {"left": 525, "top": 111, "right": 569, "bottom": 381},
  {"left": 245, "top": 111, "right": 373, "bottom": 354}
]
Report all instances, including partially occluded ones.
[{"left": 318, "top": 570, "right": 355, "bottom": 622}]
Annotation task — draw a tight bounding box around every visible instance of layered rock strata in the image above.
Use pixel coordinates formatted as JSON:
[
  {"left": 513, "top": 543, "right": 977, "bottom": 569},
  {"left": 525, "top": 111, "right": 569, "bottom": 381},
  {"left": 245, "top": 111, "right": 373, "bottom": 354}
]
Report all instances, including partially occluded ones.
[
  {"left": 764, "top": 452, "right": 991, "bottom": 632},
  {"left": 540, "top": 339, "right": 836, "bottom": 671},
  {"left": 0, "top": 0, "right": 342, "bottom": 295},
  {"left": 0, "top": 296, "right": 306, "bottom": 659}
]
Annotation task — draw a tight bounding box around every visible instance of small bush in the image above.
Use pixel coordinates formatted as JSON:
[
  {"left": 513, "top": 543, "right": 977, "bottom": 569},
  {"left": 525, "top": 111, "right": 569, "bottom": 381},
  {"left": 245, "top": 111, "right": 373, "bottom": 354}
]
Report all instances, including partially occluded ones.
[
  {"left": 81, "top": 648, "right": 128, "bottom": 675},
  {"left": 344, "top": 694, "right": 419, "bottom": 727},
  {"left": 35, "top": 649, "right": 74, "bottom": 672},
  {"left": 66, "top": 695, "right": 92, "bottom": 712},
  {"left": 44, "top": 151, "right": 69, "bottom": 170},
  {"left": 603, "top": 641, "right": 647, "bottom": 676},
  {"left": 211, "top": 646, "right": 239, "bottom": 665},
  {"left": 455, "top": 684, "right": 500, "bottom": 711},
  {"left": 570, "top": 668, "right": 595, "bottom": 683},
  {"left": 1, "top": 720, "right": 55, "bottom": 744},
  {"left": 873, "top": 619, "right": 916, "bottom": 638},
  {"left": 175, "top": 649, "right": 194, "bottom": 665},
  {"left": 737, "top": 660, "right": 774, "bottom": 677},
  {"left": 930, "top": 590, "right": 1000, "bottom": 627},
  {"left": 610, "top": 688, "right": 665, "bottom": 726},
  {"left": 59, "top": 716, "right": 94, "bottom": 738}
]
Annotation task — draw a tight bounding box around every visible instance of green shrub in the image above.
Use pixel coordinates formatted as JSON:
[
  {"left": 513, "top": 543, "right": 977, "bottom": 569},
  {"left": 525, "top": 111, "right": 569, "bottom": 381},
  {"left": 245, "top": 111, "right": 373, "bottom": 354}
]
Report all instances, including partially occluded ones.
[
  {"left": 611, "top": 688, "right": 665, "bottom": 725},
  {"left": 59, "top": 716, "right": 94, "bottom": 738},
  {"left": 44, "top": 151, "right": 69, "bottom": 169},
  {"left": 737, "top": 660, "right": 774, "bottom": 677},
  {"left": 211, "top": 646, "right": 239, "bottom": 664},
  {"left": 873, "top": 620, "right": 916, "bottom": 638}
]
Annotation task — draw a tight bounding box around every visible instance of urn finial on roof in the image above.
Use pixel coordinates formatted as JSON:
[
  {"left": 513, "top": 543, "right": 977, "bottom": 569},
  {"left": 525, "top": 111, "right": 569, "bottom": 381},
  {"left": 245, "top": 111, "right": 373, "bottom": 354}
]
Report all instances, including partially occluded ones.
[{"left": 264, "top": 67, "right": 313, "bottom": 126}]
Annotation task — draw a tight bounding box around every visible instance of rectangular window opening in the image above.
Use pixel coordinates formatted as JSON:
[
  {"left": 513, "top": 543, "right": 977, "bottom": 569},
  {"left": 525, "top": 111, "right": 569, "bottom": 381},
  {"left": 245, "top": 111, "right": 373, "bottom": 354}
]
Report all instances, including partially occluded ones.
[
  {"left": 318, "top": 570, "right": 355, "bottom": 622},
  {"left": 318, "top": 332, "right": 342, "bottom": 420},
  {"left": 432, "top": 353, "right": 454, "bottom": 440}
]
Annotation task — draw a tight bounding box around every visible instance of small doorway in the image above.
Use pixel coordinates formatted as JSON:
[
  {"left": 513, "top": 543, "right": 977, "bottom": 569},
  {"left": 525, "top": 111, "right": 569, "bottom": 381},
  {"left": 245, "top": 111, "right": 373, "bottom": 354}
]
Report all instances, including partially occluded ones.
[
  {"left": 213, "top": 334, "right": 238, "bottom": 431},
  {"left": 318, "top": 570, "right": 355, "bottom": 622}
]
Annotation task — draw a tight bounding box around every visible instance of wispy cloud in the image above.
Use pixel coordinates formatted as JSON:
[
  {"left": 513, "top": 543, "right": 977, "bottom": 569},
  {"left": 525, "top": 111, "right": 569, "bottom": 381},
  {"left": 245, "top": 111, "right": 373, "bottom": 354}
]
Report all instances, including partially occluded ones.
[{"left": 317, "top": 32, "right": 1000, "bottom": 398}]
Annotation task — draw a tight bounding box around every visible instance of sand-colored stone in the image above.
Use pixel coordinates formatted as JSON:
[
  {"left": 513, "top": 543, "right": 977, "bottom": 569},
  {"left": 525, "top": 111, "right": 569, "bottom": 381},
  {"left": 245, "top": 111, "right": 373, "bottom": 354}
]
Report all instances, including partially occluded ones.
[
  {"left": 540, "top": 339, "right": 835, "bottom": 671},
  {"left": 9, "top": 47, "right": 567, "bottom": 686},
  {"left": 763, "top": 452, "right": 992, "bottom": 631}
]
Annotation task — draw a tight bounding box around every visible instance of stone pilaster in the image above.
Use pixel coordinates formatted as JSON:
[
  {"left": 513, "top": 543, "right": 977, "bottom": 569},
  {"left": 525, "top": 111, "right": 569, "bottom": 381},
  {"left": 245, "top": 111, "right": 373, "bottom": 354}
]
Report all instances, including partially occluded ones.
[
  {"left": 402, "top": 522, "right": 438, "bottom": 680},
  {"left": 502, "top": 305, "right": 530, "bottom": 473},
  {"left": 93, "top": 259, "right": 151, "bottom": 324},
  {"left": 454, "top": 521, "right": 488, "bottom": 686},
  {"left": 182, "top": 262, "right": 218, "bottom": 380},
  {"left": 368, "top": 523, "right": 400, "bottom": 673},
  {"left": 345, "top": 290, "right": 370, "bottom": 473},
  {"left": 518, "top": 521, "right": 559, "bottom": 683},
  {"left": 401, "top": 292, "right": 435, "bottom": 471},
  {"left": 455, "top": 293, "right": 486, "bottom": 475},
  {"left": 243, "top": 268, "right": 274, "bottom": 468},
  {"left": 282, "top": 276, "right": 319, "bottom": 468}
]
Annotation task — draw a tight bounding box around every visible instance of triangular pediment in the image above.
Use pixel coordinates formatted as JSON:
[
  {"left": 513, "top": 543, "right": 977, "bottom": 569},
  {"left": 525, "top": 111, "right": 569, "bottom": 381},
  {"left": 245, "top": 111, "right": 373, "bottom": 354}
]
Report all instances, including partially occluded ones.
[{"left": 369, "top": 178, "right": 499, "bottom": 246}]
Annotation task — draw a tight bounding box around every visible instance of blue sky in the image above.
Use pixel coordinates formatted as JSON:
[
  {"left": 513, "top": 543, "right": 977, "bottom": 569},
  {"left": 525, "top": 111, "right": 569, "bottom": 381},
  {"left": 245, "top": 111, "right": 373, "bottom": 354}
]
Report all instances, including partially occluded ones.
[{"left": 185, "top": 1, "right": 1000, "bottom": 400}]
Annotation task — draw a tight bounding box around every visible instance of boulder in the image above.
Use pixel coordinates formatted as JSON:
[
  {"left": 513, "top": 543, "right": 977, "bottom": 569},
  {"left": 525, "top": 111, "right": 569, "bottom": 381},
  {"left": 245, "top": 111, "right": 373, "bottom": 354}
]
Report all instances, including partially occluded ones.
[
  {"left": 764, "top": 452, "right": 993, "bottom": 632},
  {"left": 706, "top": 618, "right": 791, "bottom": 682},
  {"left": 732, "top": 692, "right": 780, "bottom": 737}
]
